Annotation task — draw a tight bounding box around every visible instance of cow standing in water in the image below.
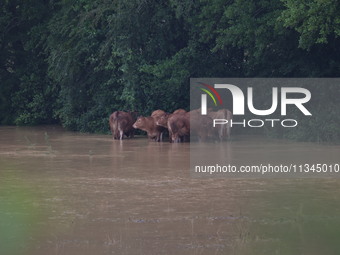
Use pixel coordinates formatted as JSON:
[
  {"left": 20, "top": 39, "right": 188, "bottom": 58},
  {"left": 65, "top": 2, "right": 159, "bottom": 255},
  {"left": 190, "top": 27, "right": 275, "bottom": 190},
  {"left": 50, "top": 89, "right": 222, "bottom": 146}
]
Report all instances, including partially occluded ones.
[
  {"left": 156, "top": 109, "right": 188, "bottom": 143},
  {"left": 189, "top": 110, "right": 215, "bottom": 142},
  {"left": 207, "top": 108, "right": 232, "bottom": 141},
  {"left": 167, "top": 112, "right": 190, "bottom": 142},
  {"left": 133, "top": 115, "right": 166, "bottom": 142},
  {"left": 157, "top": 109, "right": 215, "bottom": 143},
  {"left": 150, "top": 110, "right": 168, "bottom": 141},
  {"left": 109, "top": 111, "right": 137, "bottom": 140}
]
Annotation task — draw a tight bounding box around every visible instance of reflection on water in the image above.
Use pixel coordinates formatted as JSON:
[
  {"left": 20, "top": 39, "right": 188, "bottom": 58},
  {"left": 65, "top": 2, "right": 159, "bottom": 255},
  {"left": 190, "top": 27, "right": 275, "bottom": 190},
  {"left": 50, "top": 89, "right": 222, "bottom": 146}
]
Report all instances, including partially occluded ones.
[{"left": 0, "top": 126, "right": 340, "bottom": 255}]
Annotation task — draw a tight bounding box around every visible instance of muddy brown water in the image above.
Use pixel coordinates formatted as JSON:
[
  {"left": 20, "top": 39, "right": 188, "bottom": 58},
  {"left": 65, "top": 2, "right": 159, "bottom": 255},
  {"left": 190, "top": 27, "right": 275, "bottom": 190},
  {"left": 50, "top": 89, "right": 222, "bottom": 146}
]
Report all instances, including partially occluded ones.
[{"left": 0, "top": 126, "right": 340, "bottom": 255}]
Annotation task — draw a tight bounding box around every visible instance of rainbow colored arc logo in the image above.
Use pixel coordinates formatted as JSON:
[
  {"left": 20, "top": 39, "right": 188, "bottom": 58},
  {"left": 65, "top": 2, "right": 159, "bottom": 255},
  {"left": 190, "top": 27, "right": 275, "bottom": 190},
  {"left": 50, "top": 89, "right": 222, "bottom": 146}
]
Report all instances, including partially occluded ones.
[{"left": 198, "top": 82, "right": 223, "bottom": 106}]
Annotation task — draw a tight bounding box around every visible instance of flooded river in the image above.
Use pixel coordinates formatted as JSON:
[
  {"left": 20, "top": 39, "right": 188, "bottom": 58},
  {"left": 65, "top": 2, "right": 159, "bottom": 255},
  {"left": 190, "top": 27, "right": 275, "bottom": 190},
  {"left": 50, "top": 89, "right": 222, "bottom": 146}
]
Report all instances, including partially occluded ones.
[{"left": 0, "top": 126, "right": 340, "bottom": 255}]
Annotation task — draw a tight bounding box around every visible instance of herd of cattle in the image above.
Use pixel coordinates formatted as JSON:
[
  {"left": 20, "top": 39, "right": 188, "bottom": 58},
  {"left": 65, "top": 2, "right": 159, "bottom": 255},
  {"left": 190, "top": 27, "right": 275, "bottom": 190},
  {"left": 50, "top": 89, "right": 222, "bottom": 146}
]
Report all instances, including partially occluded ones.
[{"left": 109, "top": 109, "right": 232, "bottom": 143}]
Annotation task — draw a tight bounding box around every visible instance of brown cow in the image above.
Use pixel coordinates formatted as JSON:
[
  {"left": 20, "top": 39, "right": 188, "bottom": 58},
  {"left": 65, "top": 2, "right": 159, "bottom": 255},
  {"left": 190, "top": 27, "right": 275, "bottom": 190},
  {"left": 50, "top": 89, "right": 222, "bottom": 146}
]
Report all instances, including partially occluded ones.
[
  {"left": 173, "top": 109, "right": 187, "bottom": 114},
  {"left": 155, "top": 114, "right": 169, "bottom": 129},
  {"left": 207, "top": 108, "right": 233, "bottom": 141},
  {"left": 155, "top": 109, "right": 186, "bottom": 129},
  {"left": 151, "top": 109, "right": 167, "bottom": 119},
  {"left": 156, "top": 110, "right": 189, "bottom": 142},
  {"left": 151, "top": 110, "right": 169, "bottom": 141},
  {"left": 189, "top": 110, "right": 214, "bottom": 142},
  {"left": 167, "top": 112, "right": 190, "bottom": 143},
  {"left": 109, "top": 111, "right": 137, "bottom": 140},
  {"left": 133, "top": 116, "right": 166, "bottom": 142},
  {"left": 157, "top": 109, "right": 213, "bottom": 143}
]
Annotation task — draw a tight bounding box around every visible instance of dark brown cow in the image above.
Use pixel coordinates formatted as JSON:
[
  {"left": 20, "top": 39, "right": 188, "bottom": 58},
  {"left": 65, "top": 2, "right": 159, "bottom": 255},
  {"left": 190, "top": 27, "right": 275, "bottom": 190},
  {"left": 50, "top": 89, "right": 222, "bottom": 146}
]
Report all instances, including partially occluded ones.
[
  {"left": 207, "top": 108, "right": 232, "bottom": 141},
  {"left": 133, "top": 116, "right": 165, "bottom": 142},
  {"left": 167, "top": 112, "right": 190, "bottom": 143},
  {"left": 156, "top": 110, "right": 188, "bottom": 142},
  {"left": 109, "top": 111, "right": 137, "bottom": 140}
]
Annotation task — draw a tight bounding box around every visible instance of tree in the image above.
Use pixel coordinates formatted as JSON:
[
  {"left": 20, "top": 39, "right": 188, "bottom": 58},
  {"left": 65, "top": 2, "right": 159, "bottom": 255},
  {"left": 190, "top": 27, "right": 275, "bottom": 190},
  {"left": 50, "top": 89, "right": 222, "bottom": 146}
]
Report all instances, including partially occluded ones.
[
  {"left": 280, "top": 0, "right": 340, "bottom": 49},
  {"left": 0, "top": 0, "right": 339, "bottom": 141},
  {"left": 0, "top": 0, "right": 56, "bottom": 125}
]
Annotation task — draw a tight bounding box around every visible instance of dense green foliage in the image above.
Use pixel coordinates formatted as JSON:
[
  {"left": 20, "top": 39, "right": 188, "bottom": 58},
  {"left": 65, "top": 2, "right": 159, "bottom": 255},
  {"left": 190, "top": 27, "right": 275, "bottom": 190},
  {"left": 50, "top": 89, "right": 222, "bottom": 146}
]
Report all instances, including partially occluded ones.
[{"left": 0, "top": 0, "right": 339, "bottom": 141}]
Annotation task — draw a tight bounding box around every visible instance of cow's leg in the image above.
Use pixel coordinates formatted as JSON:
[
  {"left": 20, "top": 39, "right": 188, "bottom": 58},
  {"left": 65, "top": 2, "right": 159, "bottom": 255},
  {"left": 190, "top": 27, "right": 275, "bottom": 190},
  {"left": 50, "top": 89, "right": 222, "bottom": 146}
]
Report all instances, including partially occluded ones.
[
  {"left": 173, "top": 134, "right": 180, "bottom": 143},
  {"left": 113, "top": 130, "right": 119, "bottom": 140},
  {"left": 219, "top": 130, "right": 223, "bottom": 142},
  {"left": 168, "top": 131, "right": 173, "bottom": 143},
  {"left": 226, "top": 125, "right": 231, "bottom": 140}
]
